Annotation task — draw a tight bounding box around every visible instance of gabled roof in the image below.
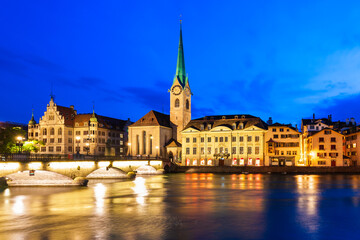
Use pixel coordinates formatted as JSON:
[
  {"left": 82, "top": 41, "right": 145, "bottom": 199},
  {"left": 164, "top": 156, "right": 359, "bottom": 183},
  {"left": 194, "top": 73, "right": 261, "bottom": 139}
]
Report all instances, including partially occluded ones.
[
  {"left": 130, "top": 110, "right": 172, "bottom": 128},
  {"left": 302, "top": 118, "right": 332, "bottom": 126},
  {"left": 165, "top": 138, "right": 182, "bottom": 148},
  {"left": 184, "top": 114, "right": 267, "bottom": 131},
  {"left": 75, "top": 114, "right": 129, "bottom": 130},
  {"left": 269, "top": 122, "right": 299, "bottom": 132},
  {"left": 308, "top": 128, "right": 343, "bottom": 137},
  {"left": 56, "top": 105, "right": 76, "bottom": 126}
]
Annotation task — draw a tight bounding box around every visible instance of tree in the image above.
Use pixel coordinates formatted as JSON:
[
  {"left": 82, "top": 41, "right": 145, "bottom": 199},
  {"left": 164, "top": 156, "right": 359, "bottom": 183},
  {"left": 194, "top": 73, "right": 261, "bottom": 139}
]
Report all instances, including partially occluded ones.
[{"left": 0, "top": 127, "right": 27, "bottom": 153}]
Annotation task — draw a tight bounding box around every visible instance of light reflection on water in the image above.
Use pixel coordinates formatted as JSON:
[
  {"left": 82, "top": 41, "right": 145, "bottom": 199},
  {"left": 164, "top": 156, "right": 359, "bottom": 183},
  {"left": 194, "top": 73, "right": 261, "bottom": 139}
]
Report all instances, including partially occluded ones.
[{"left": 0, "top": 174, "right": 360, "bottom": 239}]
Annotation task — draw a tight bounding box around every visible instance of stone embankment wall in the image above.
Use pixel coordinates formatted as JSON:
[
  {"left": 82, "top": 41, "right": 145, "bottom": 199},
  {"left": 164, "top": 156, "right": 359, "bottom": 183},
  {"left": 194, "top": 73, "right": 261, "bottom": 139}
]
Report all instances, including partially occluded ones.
[
  {"left": 0, "top": 159, "right": 163, "bottom": 178},
  {"left": 173, "top": 166, "right": 360, "bottom": 174}
]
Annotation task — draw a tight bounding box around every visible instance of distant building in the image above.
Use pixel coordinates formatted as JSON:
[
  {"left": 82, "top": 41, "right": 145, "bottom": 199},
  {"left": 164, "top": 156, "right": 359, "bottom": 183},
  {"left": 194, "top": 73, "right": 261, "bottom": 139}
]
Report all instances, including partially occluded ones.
[
  {"left": 181, "top": 115, "right": 267, "bottom": 166},
  {"left": 28, "top": 97, "right": 131, "bottom": 155},
  {"left": 0, "top": 121, "right": 27, "bottom": 131},
  {"left": 343, "top": 125, "right": 360, "bottom": 166},
  {"left": 265, "top": 123, "right": 303, "bottom": 166}
]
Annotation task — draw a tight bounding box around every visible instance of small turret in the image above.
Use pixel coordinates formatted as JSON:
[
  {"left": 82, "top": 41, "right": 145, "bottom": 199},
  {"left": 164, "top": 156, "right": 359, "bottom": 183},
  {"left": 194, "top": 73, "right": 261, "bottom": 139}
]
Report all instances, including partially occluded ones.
[{"left": 28, "top": 110, "right": 36, "bottom": 125}]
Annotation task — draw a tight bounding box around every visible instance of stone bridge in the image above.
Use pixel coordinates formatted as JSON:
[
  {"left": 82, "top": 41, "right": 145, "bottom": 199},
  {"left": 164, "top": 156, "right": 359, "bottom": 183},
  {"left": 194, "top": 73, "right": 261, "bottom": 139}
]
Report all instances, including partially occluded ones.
[{"left": 0, "top": 155, "right": 168, "bottom": 178}]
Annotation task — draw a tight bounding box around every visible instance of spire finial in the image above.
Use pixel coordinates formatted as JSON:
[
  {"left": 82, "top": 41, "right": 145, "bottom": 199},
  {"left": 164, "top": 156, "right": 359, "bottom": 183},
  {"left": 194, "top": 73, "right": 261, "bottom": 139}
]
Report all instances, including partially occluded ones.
[
  {"left": 180, "top": 14, "right": 182, "bottom": 24},
  {"left": 92, "top": 101, "right": 95, "bottom": 115},
  {"left": 50, "top": 83, "right": 55, "bottom": 101}
]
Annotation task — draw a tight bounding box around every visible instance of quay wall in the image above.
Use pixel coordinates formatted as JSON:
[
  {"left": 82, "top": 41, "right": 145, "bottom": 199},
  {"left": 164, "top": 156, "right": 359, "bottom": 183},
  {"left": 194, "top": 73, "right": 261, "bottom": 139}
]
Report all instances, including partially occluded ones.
[
  {"left": 0, "top": 159, "right": 163, "bottom": 178},
  {"left": 173, "top": 166, "right": 360, "bottom": 174}
]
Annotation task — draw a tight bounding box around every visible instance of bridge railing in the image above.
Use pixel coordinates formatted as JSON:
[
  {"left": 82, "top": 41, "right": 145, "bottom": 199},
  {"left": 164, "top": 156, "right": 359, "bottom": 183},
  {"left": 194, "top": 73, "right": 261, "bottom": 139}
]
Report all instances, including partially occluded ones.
[{"left": 0, "top": 153, "right": 165, "bottom": 162}]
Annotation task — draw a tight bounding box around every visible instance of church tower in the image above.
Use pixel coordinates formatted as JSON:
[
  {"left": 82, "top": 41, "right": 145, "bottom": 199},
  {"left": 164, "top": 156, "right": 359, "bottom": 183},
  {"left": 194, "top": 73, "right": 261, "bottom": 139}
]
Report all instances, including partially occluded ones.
[{"left": 170, "top": 20, "right": 191, "bottom": 143}]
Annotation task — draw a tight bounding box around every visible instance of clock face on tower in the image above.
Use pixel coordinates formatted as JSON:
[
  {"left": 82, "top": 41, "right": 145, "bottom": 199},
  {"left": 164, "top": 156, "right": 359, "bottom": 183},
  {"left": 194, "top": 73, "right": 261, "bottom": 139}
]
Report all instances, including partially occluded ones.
[
  {"left": 171, "top": 85, "right": 182, "bottom": 95},
  {"left": 184, "top": 86, "right": 191, "bottom": 97}
]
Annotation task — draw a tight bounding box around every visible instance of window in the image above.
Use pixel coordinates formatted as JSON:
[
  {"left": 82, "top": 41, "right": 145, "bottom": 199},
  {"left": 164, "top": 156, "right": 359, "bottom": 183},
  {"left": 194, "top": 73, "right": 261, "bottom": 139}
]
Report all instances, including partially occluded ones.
[
  {"left": 56, "top": 146, "right": 61, "bottom": 152},
  {"left": 219, "top": 137, "right": 223, "bottom": 142},
  {"left": 186, "top": 99, "right": 189, "bottom": 110},
  {"left": 319, "top": 137, "right": 324, "bottom": 142},
  {"left": 58, "top": 138, "right": 62, "bottom": 143},
  {"left": 193, "top": 137, "right": 197, "bottom": 143},
  {"left": 319, "top": 145, "right": 324, "bottom": 150},
  {"left": 120, "top": 133, "right": 124, "bottom": 138},
  {"left": 274, "top": 135, "right": 278, "bottom": 139},
  {"left": 239, "top": 147, "right": 244, "bottom": 154},
  {"left": 287, "top": 151, "right": 291, "bottom": 155},
  {"left": 225, "top": 137, "right": 228, "bottom": 142},
  {"left": 68, "top": 138, "right": 72, "bottom": 143},
  {"left": 201, "top": 137, "right": 204, "bottom": 143},
  {"left": 68, "top": 130, "right": 72, "bottom": 135},
  {"left": 292, "top": 151, "right": 297, "bottom": 155},
  {"left": 175, "top": 99, "right": 180, "bottom": 108},
  {"left": 49, "top": 146, "right": 54, "bottom": 152},
  {"left": 193, "top": 148, "right": 197, "bottom": 155},
  {"left": 207, "top": 124, "right": 211, "bottom": 130},
  {"left": 68, "top": 146, "right": 72, "bottom": 152},
  {"left": 41, "top": 147, "right": 46, "bottom": 152},
  {"left": 247, "top": 136, "right": 252, "bottom": 142},
  {"left": 201, "top": 147, "right": 205, "bottom": 154},
  {"left": 207, "top": 147, "right": 211, "bottom": 154},
  {"left": 232, "top": 147, "right": 236, "bottom": 154},
  {"left": 83, "top": 131, "right": 88, "bottom": 135},
  {"left": 76, "top": 131, "right": 80, "bottom": 135},
  {"left": 43, "top": 128, "right": 47, "bottom": 135},
  {"left": 50, "top": 128, "right": 54, "bottom": 135},
  {"left": 255, "top": 136, "right": 260, "bottom": 142},
  {"left": 186, "top": 138, "right": 190, "bottom": 143},
  {"left": 50, "top": 138, "right": 54, "bottom": 143},
  {"left": 275, "top": 150, "right": 279, "bottom": 155},
  {"left": 272, "top": 128, "right": 276, "bottom": 132},
  {"left": 239, "top": 136, "right": 244, "bottom": 142},
  {"left": 186, "top": 148, "right": 190, "bottom": 154},
  {"left": 225, "top": 148, "right": 228, "bottom": 154},
  {"left": 120, "top": 140, "right": 123, "bottom": 145},
  {"left": 247, "top": 147, "right": 252, "bottom": 154},
  {"left": 35, "top": 132, "right": 38, "bottom": 137},
  {"left": 331, "top": 137, "right": 336, "bottom": 142},
  {"left": 43, "top": 139, "right": 47, "bottom": 143},
  {"left": 232, "top": 136, "right": 236, "bottom": 142},
  {"left": 281, "top": 151, "right": 284, "bottom": 155},
  {"left": 318, "top": 161, "right": 326, "bottom": 165},
  {"left": 325, "top": 130, "right": 331, "bottom": 135},
  {"left": 58, "top": 128, "right": 62, "bottom": 135},
  {"left": 331, "top": 145, "right": 336, "bottom": 150},
  {"left": 281, "top": 135, "right": 287, "bottom": 138},
  {"left": 280, "top": 128, "right": 284, "bottom": 132},
  {"left": 200, "top": 124, "right": 204, "bottom": 130},
  {"left": 309, "top": 125, "right": 314, "bottom": 129},
  {"left": 255, "top": 146, "right": 260, "bottom": 154},
  {"left": 215, "top": 137, "right": 218, "bottom": 142},
  {"left": 83, "top": 138, "right": 87, "bottom": 143},
  {"left": 208, "top": 137, "right": 211, "bottom": 142}
]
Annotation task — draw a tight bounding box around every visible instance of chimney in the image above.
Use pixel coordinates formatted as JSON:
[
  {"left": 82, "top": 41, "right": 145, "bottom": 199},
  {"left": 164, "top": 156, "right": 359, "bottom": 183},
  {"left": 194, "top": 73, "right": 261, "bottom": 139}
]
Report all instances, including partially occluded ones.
[
  {"left": 267, "top": 117, "right": 273, "bottom": 125},
  {"left": 328, "top": 114, "right": 332, "bottom": 122},
  {"left": 70, "top": 105, "right": 74, "bottom": 110},
  {"left": 295, "top": 124, "right": 298, "bottom": 130},
  {"left": 313, "top": 113, "right": 315, "bottom": 119},
  {"left": 346, "top": 118, "right": 349, "bottom": 125}
]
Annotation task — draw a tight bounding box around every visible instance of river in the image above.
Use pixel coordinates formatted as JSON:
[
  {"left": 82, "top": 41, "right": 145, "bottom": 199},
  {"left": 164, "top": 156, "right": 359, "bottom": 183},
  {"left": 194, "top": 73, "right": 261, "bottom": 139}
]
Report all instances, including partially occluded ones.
[{"left": 1, "top": 173, "right": 360, "bottom": 240}]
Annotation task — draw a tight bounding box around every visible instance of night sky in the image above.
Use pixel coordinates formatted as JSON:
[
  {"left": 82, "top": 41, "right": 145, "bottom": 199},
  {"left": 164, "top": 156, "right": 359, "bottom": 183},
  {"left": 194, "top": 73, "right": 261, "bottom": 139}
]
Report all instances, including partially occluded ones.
[{"left": 1, "top": 1, "right": 360, "bottom": 126}]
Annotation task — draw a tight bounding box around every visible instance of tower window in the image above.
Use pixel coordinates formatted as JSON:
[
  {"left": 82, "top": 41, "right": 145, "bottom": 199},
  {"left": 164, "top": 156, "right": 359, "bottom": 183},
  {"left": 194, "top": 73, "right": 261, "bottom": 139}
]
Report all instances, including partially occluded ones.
[
  {"left": 186, "top": 99, "right": 189, "bottom": 110},
  {"left": 175, "top": 99, "right": 180, "bottom": 108}
]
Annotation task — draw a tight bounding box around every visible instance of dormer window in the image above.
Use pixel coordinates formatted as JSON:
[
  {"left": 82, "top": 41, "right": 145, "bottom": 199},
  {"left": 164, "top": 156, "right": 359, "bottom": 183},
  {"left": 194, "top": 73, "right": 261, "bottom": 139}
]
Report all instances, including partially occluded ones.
[
  {"left": 200, "top": 124, "right": 204, "bottom": 130},
  {"left": 232, "top": 123, "right": 236, "bottom": 130},
  {"left": 207, "top": 124, "right": 211, "bottom": 130},
  {"left": 235, "top": 115, "right": 238, "bottom": 119},
  {"left": 239, "top": 123, "right": 244, "bottom": 129},
  {"left": 241, "top": 115, "right": 245, "bottom": 119},
  {"left": 222, "top": 116, "right": 226, "bottom": 120}
]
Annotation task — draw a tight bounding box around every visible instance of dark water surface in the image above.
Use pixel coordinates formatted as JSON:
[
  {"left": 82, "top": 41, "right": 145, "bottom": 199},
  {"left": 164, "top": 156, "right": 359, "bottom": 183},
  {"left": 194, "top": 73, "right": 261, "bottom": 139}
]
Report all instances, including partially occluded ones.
[{"left": 1, "top": 174, "right": 360, "bottom": 240}]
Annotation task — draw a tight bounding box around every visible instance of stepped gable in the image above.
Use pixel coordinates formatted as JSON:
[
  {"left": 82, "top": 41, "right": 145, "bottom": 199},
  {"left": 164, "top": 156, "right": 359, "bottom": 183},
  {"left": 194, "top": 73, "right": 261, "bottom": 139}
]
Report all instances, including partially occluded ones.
[
  {"left": 75, "top": 114, "right": 128, "bottom": 130},
  {"left": 56, "top": 105, "right": 76, "bottom": 126},
  {"left": 185, "top": 114, "right": 268, "bottom": 131},
  {"left": 130, "top": 110, "right": 172, "bottom": 128}
]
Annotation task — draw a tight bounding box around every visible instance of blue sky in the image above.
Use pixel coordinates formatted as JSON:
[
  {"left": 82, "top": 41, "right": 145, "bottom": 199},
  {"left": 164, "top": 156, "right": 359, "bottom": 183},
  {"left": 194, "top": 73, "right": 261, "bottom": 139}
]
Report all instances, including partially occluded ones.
[{"left": 1, "top": 0, "right": 360, "bottom": 126}]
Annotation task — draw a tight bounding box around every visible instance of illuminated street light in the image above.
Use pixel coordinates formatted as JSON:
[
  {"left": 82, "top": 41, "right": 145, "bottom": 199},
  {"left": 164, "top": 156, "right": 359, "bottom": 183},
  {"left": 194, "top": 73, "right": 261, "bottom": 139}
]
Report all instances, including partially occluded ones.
[
  {"left": 16, "top": 136, "right": 24, "bottom": 153},
  {"left": 76, "top": 136, "right": 81, "bottom": 155}
]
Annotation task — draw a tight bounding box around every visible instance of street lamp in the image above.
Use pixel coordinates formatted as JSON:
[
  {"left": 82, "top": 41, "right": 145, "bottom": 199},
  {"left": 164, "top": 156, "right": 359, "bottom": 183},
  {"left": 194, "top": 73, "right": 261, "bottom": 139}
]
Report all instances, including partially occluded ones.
[
  {"left": 309, "top": 151, "right": 315, "bottom": 166},
  {"left": 76, "top": 136, "right": 80, "bottom": 155},
  {"left": 16, "top": 136, "right": 24, "bottom": 153},
  {"left": 85, "top": 142, "right": 90, "bottom": 155}
]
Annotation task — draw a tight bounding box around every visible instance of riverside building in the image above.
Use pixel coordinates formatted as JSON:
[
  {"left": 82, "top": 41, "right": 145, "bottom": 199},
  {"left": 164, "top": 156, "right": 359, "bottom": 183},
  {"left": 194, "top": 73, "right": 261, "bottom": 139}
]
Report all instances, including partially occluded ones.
[
  {"left": 28, "top": 97, "right": 131, "bottom": 156},
  {"left": 128, "top": 20, "right": 191, "bottom": 161},
  {"left": 265, "top": 123, "right": 303, "bottom": 166},
  {"left": 181, "top": 115, "right": 267, "bottom": 166}
]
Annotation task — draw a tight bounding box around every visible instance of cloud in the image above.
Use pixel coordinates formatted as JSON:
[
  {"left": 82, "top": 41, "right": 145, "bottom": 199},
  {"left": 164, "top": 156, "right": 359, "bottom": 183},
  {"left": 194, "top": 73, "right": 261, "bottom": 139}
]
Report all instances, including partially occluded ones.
[{"left": 298, "top": 48, "right": 360, "bottom": 103}]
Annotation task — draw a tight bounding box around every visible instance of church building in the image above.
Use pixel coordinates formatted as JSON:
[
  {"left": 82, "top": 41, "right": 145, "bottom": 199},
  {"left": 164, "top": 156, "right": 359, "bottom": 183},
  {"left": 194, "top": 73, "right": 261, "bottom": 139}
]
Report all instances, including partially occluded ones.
[{"left": 128, "top": 21, "right": 191, "bottom": 161}]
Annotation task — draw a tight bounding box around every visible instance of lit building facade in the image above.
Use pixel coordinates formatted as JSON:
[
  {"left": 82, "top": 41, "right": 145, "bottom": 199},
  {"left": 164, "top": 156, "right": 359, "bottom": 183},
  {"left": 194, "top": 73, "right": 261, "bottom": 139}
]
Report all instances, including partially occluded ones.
[
  {"left": 28, "top": 97, "right": 131, "bottom": 156},
  {"left": 305, "top": 128, "right": 345, "bottom": 166},
  {"left": 343, "top": 127, "right": 360, "bottom": 166},
  {"left": 181, "top": 115, "right": 267, "bottom": 166},
  {"left": 265, "top": 123, "right": 303, "bottom": 166}
]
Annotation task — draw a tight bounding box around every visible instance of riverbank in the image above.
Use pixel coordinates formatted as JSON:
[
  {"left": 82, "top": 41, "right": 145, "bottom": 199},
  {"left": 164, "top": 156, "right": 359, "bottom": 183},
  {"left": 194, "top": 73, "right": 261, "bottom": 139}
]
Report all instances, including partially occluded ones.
[{"left": 172, "top": 166, "right": 360, "bottom": 174}]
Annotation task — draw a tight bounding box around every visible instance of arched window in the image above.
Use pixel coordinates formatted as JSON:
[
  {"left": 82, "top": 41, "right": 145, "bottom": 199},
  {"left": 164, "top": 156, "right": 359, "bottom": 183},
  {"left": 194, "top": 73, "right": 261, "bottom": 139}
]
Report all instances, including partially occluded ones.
[
  {"left": 58, "top": 128, "right": 62, "bottom": 135},
  {"left": 175, "top": 99, "right": 180, "bottom": 108},
  {"left": 143, "top": 131, "right": 146, "bottom": 155},
  {"left": 50, "top": 128, "right": 55, "bottom": 135},
  {"left": 43, "top": 128, "right": 47, "bottom": 135},
  {"left": 186, "top": 99, "right": 189, "bottom": 110}
]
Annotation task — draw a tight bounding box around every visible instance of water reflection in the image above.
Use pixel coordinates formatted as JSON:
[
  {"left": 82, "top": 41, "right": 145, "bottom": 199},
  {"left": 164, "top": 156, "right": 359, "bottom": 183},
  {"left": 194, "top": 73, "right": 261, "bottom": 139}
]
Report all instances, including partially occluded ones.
[{"left": 132, "top": 177, "right": 148, "bottom": 206}]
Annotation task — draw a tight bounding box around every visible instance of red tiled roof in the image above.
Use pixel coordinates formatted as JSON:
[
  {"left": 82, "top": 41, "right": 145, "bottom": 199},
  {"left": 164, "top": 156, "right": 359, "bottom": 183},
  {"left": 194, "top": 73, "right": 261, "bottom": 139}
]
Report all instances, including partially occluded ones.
[
  {"left": 56, "top": 105, "right": 76, "bottom": 126},
  {"left": 130, "top": 110, "right": 172, "bottom": 128}
]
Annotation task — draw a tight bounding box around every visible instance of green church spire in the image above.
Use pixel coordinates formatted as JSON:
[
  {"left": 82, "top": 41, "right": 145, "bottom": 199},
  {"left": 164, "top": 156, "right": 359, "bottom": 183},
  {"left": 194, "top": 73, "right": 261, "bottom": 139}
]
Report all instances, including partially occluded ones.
[{"left": 174, "top": 19, "right": 188, "bottom": 88}]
